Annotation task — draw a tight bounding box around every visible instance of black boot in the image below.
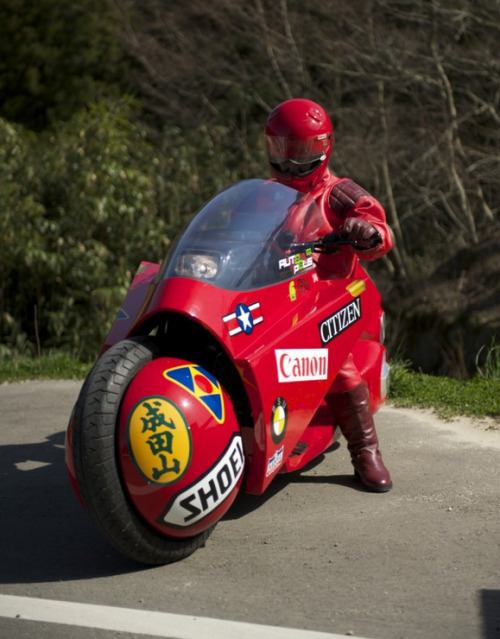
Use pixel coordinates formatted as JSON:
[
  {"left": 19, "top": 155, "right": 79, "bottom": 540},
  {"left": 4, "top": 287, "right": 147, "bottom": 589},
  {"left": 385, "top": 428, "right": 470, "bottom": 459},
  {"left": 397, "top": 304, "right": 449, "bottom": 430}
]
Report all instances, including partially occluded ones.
[{"left": 326, "top": 382, "right": 392, "bottom": 492}]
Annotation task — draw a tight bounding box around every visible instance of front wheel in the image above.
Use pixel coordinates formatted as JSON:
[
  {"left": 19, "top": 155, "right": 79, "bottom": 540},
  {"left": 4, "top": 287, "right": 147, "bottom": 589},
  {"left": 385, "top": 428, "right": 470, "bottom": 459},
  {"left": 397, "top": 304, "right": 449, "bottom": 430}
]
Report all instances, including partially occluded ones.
[{"left": 69, "top": 338, "right": 242, "bottom": 565}]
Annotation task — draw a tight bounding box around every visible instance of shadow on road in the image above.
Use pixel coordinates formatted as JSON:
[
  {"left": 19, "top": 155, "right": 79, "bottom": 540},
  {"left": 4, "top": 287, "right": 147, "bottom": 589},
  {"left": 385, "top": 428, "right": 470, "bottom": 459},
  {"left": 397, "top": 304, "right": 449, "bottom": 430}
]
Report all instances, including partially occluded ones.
[
  {"left": 0, "top": 431, "right": 147, "bottom": 584},
  {"left": 481, "top": 590, "right": 500, "bottom": 639},
  {"left": 224, "top": 441, "right": 367, "bottom": 520},
  {"left": 0, "top": 433, "right": 363, "bottom": 581}
]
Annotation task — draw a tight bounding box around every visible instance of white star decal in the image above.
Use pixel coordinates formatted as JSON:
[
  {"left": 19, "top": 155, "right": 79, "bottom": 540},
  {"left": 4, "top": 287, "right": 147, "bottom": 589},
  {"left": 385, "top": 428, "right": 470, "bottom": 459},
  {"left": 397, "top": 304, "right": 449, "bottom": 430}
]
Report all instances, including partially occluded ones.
[{"left": 237, "top": 306, "right": 252, "bottom": 331}]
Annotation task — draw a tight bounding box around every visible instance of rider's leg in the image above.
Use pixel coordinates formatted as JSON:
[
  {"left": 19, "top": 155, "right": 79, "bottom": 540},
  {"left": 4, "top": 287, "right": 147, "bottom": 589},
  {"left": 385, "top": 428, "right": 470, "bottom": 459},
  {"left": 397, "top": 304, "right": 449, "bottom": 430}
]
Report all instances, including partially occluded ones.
[{"left": 326, "top": 356, "right": 392, "bottom": 492}]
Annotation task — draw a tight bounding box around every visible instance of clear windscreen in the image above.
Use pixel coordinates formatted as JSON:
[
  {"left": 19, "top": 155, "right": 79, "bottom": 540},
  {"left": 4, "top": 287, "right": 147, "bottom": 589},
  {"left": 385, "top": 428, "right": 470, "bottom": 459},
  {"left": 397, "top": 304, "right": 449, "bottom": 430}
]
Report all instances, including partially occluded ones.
[{"left": 162, "top": 179, "right": 324, "bottom": 290}]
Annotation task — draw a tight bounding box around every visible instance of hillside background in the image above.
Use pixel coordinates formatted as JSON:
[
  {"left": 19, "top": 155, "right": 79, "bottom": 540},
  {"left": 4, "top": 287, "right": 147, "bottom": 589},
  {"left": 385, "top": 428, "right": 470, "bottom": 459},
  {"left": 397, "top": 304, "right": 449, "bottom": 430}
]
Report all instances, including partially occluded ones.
[{"left": 1, "top": 0, "right": 499, "bottom": 377}]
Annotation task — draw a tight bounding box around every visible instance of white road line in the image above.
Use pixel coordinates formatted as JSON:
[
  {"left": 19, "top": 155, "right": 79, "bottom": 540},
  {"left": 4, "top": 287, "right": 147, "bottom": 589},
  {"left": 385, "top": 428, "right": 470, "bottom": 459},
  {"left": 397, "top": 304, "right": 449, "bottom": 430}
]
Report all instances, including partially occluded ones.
[{"left": 0, "top": 594, "right": 373, "bottom": 639}]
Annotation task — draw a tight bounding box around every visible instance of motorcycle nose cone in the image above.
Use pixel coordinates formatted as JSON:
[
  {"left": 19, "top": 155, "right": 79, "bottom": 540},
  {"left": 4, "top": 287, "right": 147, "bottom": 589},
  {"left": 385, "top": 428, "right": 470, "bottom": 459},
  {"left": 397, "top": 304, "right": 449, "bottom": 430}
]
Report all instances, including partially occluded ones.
[{"left": 117, "top": 357, "right": 244, "bottom": 538}]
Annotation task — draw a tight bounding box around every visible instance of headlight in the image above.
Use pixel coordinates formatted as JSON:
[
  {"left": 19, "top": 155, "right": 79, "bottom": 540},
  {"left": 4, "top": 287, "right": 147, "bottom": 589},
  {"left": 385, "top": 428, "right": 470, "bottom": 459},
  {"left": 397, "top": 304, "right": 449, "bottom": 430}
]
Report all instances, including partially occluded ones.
[{"left": 176, "top": 252, "right": 219, "bottom": 280}]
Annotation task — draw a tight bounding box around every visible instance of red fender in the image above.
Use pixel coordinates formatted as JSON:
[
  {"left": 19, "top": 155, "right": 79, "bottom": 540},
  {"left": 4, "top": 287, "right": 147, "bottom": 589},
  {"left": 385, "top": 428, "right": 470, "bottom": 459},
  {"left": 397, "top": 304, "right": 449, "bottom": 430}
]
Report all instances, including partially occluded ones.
[{"left": 117, "top": 357, "right": 243, "bottom": 538}]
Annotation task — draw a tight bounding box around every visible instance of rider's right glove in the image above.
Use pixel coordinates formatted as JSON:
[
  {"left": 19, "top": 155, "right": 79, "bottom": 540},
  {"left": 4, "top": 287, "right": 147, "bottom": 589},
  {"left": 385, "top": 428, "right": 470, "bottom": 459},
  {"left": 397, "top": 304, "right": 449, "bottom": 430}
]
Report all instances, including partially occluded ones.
[{"left": 341, "top": 217, "right": 382, "bottom": 250}]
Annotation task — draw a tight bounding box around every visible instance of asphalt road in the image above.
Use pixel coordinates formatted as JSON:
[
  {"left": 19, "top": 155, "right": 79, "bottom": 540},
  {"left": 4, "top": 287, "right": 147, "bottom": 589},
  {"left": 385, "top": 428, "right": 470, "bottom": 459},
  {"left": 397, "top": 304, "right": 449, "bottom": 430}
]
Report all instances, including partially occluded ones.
[{"left": 0, "top": 380, "right": 499, "bottom": 639}]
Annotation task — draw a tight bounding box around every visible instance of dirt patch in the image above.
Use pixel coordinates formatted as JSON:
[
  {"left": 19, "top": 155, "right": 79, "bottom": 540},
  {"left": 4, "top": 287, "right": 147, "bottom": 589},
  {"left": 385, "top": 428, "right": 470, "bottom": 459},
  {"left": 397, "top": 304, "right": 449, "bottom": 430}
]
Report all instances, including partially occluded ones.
[{"left": 384, "top": 403, "right": 500, "bottom": 449}]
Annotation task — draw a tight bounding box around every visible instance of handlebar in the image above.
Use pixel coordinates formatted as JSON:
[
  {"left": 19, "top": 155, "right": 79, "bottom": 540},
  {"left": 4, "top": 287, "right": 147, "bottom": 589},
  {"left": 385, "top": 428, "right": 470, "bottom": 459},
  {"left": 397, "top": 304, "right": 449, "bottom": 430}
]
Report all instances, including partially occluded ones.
[{"left": 286, "top": 231, "right": 382, "bottom": 255}]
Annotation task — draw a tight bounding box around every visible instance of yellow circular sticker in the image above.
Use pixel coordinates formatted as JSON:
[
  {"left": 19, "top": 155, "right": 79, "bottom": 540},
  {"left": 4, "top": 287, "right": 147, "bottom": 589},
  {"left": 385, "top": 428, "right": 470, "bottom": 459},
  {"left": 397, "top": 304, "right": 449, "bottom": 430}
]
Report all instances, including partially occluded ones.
[
  {"left": 127, "top": 396, "right": 192, "bottom": 485},
  {"left": 271, "top": 397, "right": 288, "bottom": 444}
]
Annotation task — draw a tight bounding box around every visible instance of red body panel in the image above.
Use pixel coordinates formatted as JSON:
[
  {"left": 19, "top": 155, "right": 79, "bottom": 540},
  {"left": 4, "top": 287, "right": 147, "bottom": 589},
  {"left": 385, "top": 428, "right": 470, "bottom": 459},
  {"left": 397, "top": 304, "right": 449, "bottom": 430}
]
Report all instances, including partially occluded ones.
[
  {"left": 66, "top": 180, "right": 389, "bottom": 543},
  {"left": 101, "top": 261, "right": 159, "bottom": 354},
  {"left": 102, "top": 261, "right": 385, "bottom": 495}
]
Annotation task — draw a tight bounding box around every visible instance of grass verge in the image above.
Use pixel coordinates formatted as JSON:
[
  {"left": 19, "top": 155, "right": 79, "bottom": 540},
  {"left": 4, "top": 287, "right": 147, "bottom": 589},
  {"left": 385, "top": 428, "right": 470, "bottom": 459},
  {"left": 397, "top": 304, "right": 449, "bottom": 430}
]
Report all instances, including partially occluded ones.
[
  {"left": 0, "top": 352, "right": 92, "bottom": 384},
  {"left": 389, "top": 362, "right": 500, "bottom": 423}
]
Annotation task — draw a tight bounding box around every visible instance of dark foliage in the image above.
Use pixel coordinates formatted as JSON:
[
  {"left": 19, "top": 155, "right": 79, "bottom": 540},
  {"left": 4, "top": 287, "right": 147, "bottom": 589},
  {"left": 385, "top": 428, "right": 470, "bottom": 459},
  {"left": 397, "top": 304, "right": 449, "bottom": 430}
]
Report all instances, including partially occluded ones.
[{"left": 1, "top": 0, "right": 499, "bottom": 373}]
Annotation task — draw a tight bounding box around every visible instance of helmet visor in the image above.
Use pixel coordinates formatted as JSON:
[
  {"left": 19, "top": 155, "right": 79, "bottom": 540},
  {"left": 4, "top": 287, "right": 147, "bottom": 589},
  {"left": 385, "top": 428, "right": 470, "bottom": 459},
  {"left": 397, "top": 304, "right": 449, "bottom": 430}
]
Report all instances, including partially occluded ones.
[
  {"left": 266, "top": 134, "right": 331, "bottom": 177},
  {"left": 266, "top": 134, "right": 330, "bottom": 164}
]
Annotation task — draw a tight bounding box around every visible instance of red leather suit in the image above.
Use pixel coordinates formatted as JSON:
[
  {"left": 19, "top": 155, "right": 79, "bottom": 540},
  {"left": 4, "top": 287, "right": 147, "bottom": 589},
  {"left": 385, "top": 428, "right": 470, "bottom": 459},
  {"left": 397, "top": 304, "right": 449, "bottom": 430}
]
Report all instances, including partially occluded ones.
[{"left": 304, "top": 169, "right": 393, "bottom": 392}]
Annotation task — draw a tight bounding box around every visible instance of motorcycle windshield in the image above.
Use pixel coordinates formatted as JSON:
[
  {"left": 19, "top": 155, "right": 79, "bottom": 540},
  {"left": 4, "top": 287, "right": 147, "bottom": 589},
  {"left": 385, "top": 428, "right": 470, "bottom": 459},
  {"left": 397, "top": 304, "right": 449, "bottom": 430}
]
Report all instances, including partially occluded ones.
[{"left": 162, "top": 179, "right": 324, "bottom": 291}]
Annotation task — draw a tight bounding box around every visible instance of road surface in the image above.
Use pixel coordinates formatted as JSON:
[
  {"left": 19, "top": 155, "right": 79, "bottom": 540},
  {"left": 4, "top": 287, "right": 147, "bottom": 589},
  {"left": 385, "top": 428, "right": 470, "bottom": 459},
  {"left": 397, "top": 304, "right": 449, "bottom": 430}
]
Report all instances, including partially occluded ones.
[{"left": 0, "top": 380, "right": 499, "bottom": 639}]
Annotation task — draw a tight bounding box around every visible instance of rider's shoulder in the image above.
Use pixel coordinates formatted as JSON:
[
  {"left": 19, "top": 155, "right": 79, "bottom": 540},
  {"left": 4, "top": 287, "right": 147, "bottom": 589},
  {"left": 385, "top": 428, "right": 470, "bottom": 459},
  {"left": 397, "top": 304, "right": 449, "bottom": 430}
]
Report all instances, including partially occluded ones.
[{"left": 328, "top": 176, "right": 371, "bottom": 216}]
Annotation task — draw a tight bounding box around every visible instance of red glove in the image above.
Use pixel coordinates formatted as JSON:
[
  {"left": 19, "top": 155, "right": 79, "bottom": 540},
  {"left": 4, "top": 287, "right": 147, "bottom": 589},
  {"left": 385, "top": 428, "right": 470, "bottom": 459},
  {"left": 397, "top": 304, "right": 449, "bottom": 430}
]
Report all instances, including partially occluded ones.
[{"left": 342, "top": 217, "right": 381, "bottom": 250}]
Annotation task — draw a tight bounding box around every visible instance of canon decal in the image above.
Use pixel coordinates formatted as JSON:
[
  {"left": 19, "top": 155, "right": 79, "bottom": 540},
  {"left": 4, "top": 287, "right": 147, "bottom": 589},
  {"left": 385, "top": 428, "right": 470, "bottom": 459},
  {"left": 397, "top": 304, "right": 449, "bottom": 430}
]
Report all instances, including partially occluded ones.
[
  {"left": 275, "top": 349, "right": 328, "bottom": 382},
  {"left": 319, "top": 298, "right": 362, "bottom": 346},
  {"left": 159, "top": 434, "right": 244, "bottom": 528}
]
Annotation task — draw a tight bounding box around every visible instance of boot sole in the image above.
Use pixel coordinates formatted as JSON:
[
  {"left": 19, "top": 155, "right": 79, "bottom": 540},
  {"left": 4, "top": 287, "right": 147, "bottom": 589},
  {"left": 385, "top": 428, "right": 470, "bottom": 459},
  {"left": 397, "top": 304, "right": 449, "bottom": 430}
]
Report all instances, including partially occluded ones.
[{"left": 354, "top": 470, "right": 393, "bottom": 493}]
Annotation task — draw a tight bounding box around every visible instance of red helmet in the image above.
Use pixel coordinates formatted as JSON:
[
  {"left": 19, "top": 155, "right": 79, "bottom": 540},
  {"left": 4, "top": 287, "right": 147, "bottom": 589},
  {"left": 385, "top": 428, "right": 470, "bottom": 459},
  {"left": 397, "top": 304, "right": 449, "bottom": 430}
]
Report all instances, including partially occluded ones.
[{"left": 265, "top": 98, "right": 333, "bottom": 192}]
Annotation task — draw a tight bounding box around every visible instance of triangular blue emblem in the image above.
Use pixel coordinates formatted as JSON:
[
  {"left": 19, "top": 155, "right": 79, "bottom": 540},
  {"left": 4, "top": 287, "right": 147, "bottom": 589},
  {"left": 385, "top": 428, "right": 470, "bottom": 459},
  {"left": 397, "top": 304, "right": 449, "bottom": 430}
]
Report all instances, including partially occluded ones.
[
  {"left": 165, "top": 366, "right": 195, "bottom": 392},
  {"left": 200, "top": 393, "right": 223, "bottom": 422}
]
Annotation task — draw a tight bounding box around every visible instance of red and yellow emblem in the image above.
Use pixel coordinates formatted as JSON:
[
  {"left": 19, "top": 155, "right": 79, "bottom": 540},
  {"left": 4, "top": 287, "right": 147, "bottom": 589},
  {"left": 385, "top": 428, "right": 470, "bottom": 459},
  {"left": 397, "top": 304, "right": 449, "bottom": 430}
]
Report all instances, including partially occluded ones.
[{"left": 163, "top": 365, "right": 225, "bottom": 424}]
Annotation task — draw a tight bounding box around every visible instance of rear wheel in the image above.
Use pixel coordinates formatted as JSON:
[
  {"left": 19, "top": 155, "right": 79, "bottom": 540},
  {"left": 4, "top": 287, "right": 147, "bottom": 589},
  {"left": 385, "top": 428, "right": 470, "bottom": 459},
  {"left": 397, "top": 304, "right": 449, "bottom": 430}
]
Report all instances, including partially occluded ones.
[{"left": 71, "top": 337, "right": 214, "bottom": 565}]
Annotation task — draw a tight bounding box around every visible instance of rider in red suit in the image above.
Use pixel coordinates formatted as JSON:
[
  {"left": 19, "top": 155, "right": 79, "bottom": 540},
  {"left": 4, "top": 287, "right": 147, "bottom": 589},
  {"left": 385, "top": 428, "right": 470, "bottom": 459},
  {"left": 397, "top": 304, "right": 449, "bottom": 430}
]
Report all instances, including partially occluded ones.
[{"left": 265, "top": 98, "right": 393, "bottom": 492}]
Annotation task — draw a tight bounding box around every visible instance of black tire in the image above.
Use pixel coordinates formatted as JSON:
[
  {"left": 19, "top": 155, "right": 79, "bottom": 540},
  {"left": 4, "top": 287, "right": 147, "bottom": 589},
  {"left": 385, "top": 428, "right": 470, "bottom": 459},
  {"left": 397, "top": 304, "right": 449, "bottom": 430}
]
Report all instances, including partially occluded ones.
[{"left": 71, "top": 337, "right": 215, "bottom": 565}]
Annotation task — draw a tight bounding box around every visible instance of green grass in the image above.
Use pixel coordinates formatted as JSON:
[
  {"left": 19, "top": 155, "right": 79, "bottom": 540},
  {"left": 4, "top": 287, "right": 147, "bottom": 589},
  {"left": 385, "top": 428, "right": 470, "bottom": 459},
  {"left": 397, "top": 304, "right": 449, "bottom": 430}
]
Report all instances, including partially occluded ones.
[
  {"left": 0, "top": 351, "right": 92, "bottom": 384},
  {"left": 0, "top": 352, "right": 499, "bottom": 424},
  {"left": 389, "top": 361, "right": 500, "bottom": 422}
]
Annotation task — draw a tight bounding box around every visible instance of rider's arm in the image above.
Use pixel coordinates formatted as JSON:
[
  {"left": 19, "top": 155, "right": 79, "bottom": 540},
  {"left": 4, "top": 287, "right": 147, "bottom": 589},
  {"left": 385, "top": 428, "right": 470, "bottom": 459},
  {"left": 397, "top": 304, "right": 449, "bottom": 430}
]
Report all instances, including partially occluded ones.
[{"left": 328, "top": 179, "right": 393, "bottom": 260}]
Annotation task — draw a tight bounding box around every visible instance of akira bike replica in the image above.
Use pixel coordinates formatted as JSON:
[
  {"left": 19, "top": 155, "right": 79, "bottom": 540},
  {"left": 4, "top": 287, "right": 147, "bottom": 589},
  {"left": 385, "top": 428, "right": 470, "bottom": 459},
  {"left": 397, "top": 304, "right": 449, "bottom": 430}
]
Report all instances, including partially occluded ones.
[{"left": 66, "top": 179, "right": 390, "bottom": 565}]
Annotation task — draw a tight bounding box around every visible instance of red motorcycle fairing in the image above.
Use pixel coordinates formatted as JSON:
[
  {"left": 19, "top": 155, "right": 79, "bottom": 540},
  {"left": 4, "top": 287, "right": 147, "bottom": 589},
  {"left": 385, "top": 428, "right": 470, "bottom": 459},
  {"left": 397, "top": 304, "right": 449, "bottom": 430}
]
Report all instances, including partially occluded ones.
[
  {"left": 102, "top": 243, "right": 385, "bottom": 495},
  {"left": 230, "top": 263, "right": 383, "bottom": 494},
  {"left": 106, "top": 261, "right": 383, "bottom": 496},
  {"left": 101, "top": 261, "right": 159, "bottom": 355},
  {"left": 66, "top": 179, "right": 389, "bottom": 564},
  {"left": 117, "top": 357, "right": 243, "bottom": 538}
]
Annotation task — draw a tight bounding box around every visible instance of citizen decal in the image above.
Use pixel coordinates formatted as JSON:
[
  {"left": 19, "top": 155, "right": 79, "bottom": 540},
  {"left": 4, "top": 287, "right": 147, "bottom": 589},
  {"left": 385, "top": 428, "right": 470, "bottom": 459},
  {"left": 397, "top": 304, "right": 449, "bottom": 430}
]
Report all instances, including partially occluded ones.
[
  {"left": 319, "top": 297, "right": 362, "bottom": 346},
  {"left": 275, "top": 349, "right": 328, "bottom": 382},
  {"left": 159, "top": 434, "right": 244, "bottom": 528}
]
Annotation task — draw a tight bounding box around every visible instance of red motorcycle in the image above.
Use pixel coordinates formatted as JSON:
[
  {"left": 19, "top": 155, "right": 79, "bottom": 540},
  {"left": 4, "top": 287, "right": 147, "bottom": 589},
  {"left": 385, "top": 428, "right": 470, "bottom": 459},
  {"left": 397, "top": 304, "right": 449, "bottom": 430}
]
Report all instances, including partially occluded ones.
[{"left": 65, "top": 179, "right": 389, "bottom": 565}]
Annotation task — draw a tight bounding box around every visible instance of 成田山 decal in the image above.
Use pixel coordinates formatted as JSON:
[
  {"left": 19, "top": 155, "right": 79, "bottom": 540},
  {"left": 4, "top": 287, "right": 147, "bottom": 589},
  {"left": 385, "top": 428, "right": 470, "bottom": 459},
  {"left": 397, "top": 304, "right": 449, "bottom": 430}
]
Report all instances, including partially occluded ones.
[{"left": 127, "top": 396, "right": 192, "bottom": 486}]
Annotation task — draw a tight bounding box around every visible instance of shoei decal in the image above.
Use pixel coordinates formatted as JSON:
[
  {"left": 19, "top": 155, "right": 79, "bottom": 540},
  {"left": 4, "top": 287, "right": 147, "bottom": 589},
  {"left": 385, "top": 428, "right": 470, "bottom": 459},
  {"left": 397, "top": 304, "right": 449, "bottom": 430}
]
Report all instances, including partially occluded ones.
[
  {"left": 223, "top": 302, "right": 264, "bottom": 336},
  {"left": 318, "top": 297, "right": 362, "bottom": 346},
  {"left": 164, "top": 365, "right": 225, "bottom": 424},
  {"left": 270, "top": 397, "right": 288, "bottom": 444},
  {"left": 158, "top": 433, "right": 244, "bottom": 528},
  {"left": 346, "top": 279, "right": 366, "bottom": 297},
  {"left": 127, "top": 396, "right": 192, "bottom": 486},
  {"left": 275, "top": 348, "right": 328, "bottom": 383},
  {"left": 266, "top": 445, "right": 284, "bottom": 477}
]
